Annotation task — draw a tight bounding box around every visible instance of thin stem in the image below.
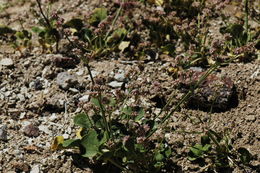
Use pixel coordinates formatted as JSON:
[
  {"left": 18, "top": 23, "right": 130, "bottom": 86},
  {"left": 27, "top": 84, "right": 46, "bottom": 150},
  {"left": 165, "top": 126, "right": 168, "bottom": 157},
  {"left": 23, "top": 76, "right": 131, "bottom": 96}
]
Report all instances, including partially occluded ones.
[
  {"left": 106, "top": 158, "right": 126, "bottom": 171},
  {"left": 244, "top": 0, "right": 249, "bottom": 40},
  {"left": 98, "top": 93, "right": 111, "bottom": 136},
  {"left": 64, "top": 35, "right": 95, "bottom": 85},
  {"left": 36, "top": 0, "right": 60, "bottom": 52},
  {"left": 104, "top": 0, "right": 124, "bottom": 42},
  {"left": 35, "top": 0, "right": 51, "bottom": 28}
]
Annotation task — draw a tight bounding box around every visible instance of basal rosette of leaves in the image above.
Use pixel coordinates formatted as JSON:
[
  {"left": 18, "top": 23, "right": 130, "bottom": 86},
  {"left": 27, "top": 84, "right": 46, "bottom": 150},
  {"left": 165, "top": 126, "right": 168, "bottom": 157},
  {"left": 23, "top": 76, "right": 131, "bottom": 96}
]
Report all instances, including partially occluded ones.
[{"left": 52, "top": 97, "right": 172, "bottom": 172}]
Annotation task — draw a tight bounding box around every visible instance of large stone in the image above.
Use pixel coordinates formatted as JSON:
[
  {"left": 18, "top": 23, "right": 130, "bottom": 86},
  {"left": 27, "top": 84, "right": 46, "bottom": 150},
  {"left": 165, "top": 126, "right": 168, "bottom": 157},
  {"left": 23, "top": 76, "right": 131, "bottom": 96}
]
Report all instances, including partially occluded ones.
[{"left": 178, "top": 70, "right": 238, "bottom": 112}]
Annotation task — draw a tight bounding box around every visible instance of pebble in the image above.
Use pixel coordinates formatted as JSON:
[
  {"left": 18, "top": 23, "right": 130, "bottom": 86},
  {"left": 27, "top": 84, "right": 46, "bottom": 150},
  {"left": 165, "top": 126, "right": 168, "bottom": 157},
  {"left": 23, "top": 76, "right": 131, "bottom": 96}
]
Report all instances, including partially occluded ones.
[
  {"left": 63, "top": 134, "right": 69, "bottom": 139},
  {"left": 0, "top": 93, "right": 4, "bottom": 100},
  {"left": 114, "top": 72, "right": 125, "bottom": 82},
  {"left": 108, "top": 81, "right": 123, "bottom": 88},
  {"left": 0, "top": 58, "right": 14, "bottom": 66},
  {"left": 189, "top": 67, "right": 203, "bottom": 72},
  {"left": 49, "top": 113, "right": 57, "bottom": 121},
  {"left": 17, "top": 94, "right": 25, "bottom": 102},
  {"left": 245, "top": 115, "right": 256, "bottom": 121},
  {"left": 30, "top": 165, "right": 40, "bottom": 173},
  {"left": 56, "top": 72, "right": 78, "bottom": 90},
  {"left": 79, "top": 95, "right": 89, "bottom": 102},
  {"left": 76, "top": 69, "right": 84, "bottom": 76},
  {"left": 24, "top": 124, "right": 40, "bottom": 137},
  {"left": 39, "top": 125, "right": 52, "bottom": 135},
  {"left": 0, "top": 125, "right": 8, "bottom": 141},
  {"left": 19, "top": 112, "right": 26, "bottom": 119},
  {"left": 91, "top": 70, "right": 99, "bottom": 77},
  {"left": 68, "top": 88, "right": 79, "bottom": 93}
]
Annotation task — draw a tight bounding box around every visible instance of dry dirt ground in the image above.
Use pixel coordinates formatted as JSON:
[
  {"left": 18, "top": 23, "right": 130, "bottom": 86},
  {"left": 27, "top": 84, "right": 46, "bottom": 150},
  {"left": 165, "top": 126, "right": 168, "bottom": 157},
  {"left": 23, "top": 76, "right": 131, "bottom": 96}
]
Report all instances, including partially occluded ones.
[{"left": 0, "top": 0, "right": 259, "bottom": 173}]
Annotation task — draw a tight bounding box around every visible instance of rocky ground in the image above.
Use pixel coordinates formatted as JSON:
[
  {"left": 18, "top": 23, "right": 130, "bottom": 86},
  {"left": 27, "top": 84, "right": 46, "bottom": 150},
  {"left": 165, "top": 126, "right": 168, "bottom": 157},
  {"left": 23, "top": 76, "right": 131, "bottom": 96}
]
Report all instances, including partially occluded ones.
[{"left": 0, "top": 0, "right": 259, "bottom": 173}]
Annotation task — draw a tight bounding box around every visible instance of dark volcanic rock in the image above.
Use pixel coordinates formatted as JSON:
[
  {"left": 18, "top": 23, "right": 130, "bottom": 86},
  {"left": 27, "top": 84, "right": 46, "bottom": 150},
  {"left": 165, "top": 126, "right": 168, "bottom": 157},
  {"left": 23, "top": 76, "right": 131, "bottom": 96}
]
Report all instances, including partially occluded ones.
[
  {"left": 178, "top": 70, "right": 238, "bottom": 112},
  {"left": 24, "top": 124, "right": 40, "bottom": 137}
]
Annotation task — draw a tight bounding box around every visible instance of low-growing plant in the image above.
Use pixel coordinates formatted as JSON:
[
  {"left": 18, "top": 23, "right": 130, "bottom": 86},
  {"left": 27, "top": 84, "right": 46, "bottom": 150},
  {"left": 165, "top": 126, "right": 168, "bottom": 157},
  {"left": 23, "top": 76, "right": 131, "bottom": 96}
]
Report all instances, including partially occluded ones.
[
  {"left": 188, "top": 129, "right": 252, "bottom": 171},
  {"left": 51, "top": 57, "right": 227, "bottom": 172},
  {"left": 33, "top": 0, "right": 61, "bottom": 52},
  {"left": 52, "top": 95, "right": 173, "bottom": 172}
]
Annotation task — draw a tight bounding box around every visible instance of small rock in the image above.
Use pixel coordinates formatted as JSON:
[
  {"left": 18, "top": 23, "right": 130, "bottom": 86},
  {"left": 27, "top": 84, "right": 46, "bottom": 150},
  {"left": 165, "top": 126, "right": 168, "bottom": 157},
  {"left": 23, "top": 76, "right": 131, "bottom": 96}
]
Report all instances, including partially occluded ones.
[
  {"left": 189, "top": 67, "right": 203, "bottom": 72},
  {"left": 76, "top": 69, "right": 84, "bottom": 76},
  {"left": 19, "top": 112, "right": 26, "bottom": 119},
  {"left": 49, "top": 113, "right": 57, "bottom": 121},
  {"left": 24, "top": 124, "right": 40, "bottom": 137},
  {"left": 30, "top": 165, "right": 40, "bottom": 173},
  {"left": 17, "top": 94, "right": 25, "bottom": 102},
  {"left": 0, "top": 58, "right": 14, "bottom": 66},
  {"left": 39, "top": 125, "right": 52, "bottom": 135},
  {"left": 44, "top": 93, "right": 65, "bottom": 111},
  {"left": 0, "top": 125, "right": 8, "bottom": 141},
  {"left": 245, "top": 115, "right": 256, "bottom": 121},
  {"left": 63, "top": 134, "right": 69, "bottom": 139},
  {"left": 108, "top": 81, "right": 123, "bottom": 88},
  {"left": 33, "top": 79, "right": 44, "bottom": 90},
  {"left": 114, "top": 72, "right": 125, "bottom": 82},
  {"left": 56, "top": 72, "right": 78, "bottom": 90},
  {"left": 69, "top": 88, "right": 79, "bottom": 93},
  {"left": 79, "top": 95, "right": 89, "bottom": 102},
  {"left": 12, "top": 162, "right": 30, "bottom": 173},
  {"left": 91, "top": 70, "right": 99, "bottom": 77},
  {"left": 5, "top": 91, "right": 11, "bottom": 97}
]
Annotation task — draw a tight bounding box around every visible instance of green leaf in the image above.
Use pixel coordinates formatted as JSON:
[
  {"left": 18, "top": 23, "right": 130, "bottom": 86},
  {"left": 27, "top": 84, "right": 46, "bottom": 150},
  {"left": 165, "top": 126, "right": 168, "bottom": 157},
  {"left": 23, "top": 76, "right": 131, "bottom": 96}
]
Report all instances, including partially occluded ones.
[
  {"left": 122, "top": 106, "right": 132, "bottom": 115},
  {"left": 201, "top": 144, "right": 211, "bottom": 152},
  {"left": 155, "top": 153, "right": 164, "bottom": 161},
  {"left": 81, "top": 28, "right": 93, "bottom": 42},
  {"left": 73, "top": 113, "right": 92, "bottom": 128},
  {"left": 238, "top": 147, "right": 252, "bottom": 164},
  {"left": 106, "top": 28, "right": 127, "bottom": 44},
  {"left": 188, "top": 156, "right": 197, "bottom": 161},
  {"left": 190, "top": 144, "right": 204, "bottom": 157},
  {"left": 81, "top": 129, "right": 100, "bottom": 158},
  {"left": 89, "top": 7, "right": 107, "bottom": 26},
  {"left": 62, "top": 139, "right": 80, "bottom": 148},
  {"left": 91, "top": 97, "right": 101, "bottom": 108},
  {"left": 99, "top": 131, "right": 109, "bottom": 145},
  {"left": 92, "top": 114, "right": 104, "bottom": 128},
  {"left": 15, "top": 30, "right": 32, "bottom": 40},
  {"left": 135, "top": 108, "right": 144, "bottom": 122},
  {"left": 109, "top": 97, "right": 116, "bottom": 106},
  {"left": 63, "top": 18, "right": 84, "bottom": 31},
  {"left": 164, "top": 148, "right": 172, "bottom": 158},
  {"left": 31, "top": 26, "right": 44, "bottom": 34}
]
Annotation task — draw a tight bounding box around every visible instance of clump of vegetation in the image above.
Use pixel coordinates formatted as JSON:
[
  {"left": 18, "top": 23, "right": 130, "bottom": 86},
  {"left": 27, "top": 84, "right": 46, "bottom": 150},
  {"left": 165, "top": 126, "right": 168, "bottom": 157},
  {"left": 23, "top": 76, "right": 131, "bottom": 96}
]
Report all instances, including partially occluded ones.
[
  {"left": 0, "top": 0, "right": 258, "bottom": 172},
  {"left": 188, "top": 129, "right": 252, "bottom": 171}
]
